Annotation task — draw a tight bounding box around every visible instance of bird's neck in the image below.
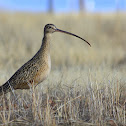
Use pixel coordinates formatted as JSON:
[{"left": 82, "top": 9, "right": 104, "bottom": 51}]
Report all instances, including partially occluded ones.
[{"left": 40, "top": 33, "right": 51, "bottom": 56}]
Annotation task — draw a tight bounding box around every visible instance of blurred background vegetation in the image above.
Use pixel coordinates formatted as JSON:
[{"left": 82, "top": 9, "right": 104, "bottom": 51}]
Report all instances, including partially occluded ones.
[
  {"left": 0, "top": 0, "right": 126, "bottom": 71},
  {"left": 0, "top": 0, "right": 126, "bottom": 125}
]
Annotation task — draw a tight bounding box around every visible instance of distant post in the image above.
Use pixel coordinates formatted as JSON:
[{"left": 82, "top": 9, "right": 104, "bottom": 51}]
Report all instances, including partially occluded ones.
[
  {"left": 79, "top": 0, "right": 85, "bottom": 13},
  {"left": 116, "top": 0, "right": 120, "bottom": 12},
  {"left": 48, "top": 0, "right": 53, "bottom": 13}
]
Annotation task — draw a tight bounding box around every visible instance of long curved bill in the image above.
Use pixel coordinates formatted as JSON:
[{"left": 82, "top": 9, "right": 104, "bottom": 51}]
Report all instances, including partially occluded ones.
[{"left": 55, "top": 28, "right": 91, "bottom": 47}]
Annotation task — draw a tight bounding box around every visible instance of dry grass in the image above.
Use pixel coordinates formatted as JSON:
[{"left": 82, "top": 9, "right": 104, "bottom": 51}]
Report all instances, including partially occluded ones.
[{"left": 0, "top": 12, "right": 126, "bottom": 125}]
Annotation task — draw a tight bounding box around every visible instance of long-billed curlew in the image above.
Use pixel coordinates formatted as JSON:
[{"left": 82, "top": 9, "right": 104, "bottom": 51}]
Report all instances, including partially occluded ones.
[{"left": 0, "top": 24, "right": 91, "bottom": 95}]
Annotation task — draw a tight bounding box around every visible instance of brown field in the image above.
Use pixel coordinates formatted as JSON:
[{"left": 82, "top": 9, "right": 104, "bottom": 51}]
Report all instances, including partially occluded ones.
[{"left": 0, "top": 12, "right": 126, "bottom": 126}]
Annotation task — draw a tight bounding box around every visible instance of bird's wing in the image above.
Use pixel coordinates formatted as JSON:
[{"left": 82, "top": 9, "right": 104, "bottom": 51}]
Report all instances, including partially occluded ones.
[{"left": 8, "top": 60, "right": 39, "bottom": 89}]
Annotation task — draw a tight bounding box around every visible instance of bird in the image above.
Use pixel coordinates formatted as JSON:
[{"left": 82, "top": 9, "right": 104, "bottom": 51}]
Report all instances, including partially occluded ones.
[{"left": 0, "top": 24, "right": 91, "bottom": 95}]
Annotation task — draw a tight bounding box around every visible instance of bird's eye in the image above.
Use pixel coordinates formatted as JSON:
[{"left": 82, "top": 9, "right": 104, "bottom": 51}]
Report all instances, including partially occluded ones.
[{"left": 48, "top": 26, "right": 51, "bottom": 29}]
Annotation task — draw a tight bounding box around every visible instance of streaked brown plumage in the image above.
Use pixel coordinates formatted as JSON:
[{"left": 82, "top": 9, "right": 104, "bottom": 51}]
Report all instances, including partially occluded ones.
[{"left": 0, "top": 24, "right": 91, "bottom": 95}]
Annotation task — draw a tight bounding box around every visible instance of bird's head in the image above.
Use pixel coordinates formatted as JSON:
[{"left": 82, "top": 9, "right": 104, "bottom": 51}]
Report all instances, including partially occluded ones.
[
  {"left": 44, "top": 24, "right": 91, "bottom": 47},
  {"left": 44, "top": 24, "right": 57, "bottom": 34}
]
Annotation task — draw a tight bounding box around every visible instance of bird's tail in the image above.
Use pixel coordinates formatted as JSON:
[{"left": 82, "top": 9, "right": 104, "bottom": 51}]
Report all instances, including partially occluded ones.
[{"left": 0, "top": 82, "right": 11, "bottom": 96}]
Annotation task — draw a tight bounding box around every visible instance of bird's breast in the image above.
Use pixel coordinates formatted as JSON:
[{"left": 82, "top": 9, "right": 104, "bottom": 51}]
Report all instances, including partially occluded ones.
[{"left": 34, "top": 54, "right": 51, "bottom": 85}]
